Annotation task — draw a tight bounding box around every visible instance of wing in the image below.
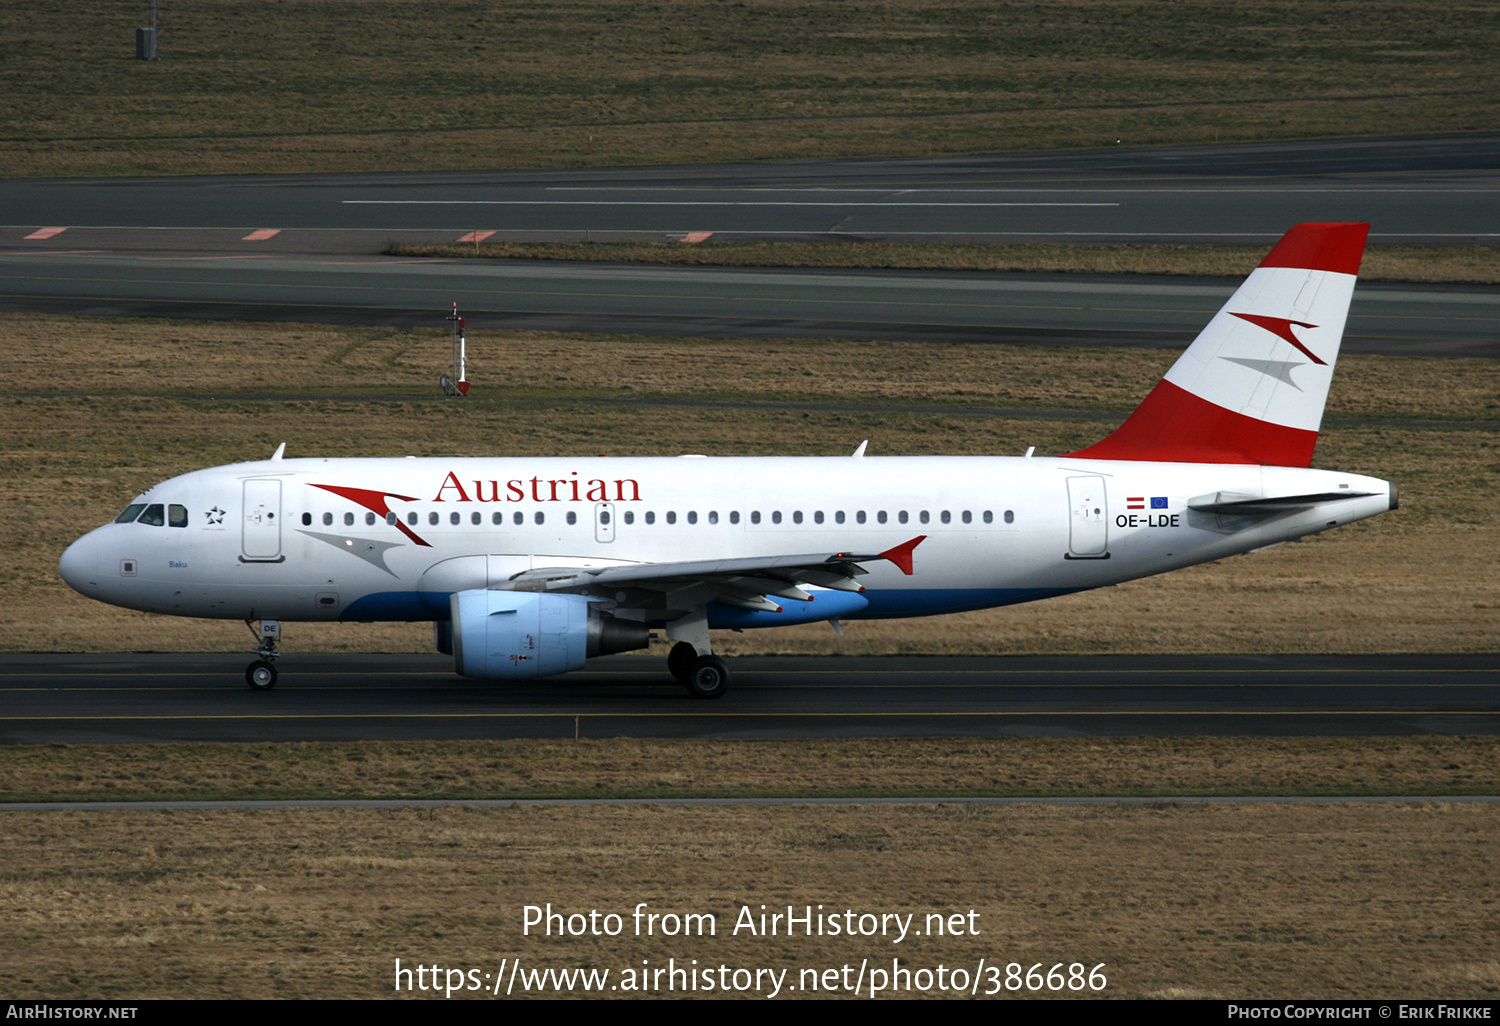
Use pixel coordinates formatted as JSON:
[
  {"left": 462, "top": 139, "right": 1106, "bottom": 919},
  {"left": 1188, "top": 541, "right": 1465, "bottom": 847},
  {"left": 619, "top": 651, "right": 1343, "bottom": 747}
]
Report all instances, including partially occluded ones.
[{"left": 495, "top": 535, "right": 926, "bottom": 618}]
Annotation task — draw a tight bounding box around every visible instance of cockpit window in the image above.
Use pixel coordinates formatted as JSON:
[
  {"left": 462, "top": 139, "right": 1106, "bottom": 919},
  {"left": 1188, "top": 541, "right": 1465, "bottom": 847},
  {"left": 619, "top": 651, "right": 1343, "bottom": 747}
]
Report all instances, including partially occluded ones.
[
  {"left": 114, "top": 504, "right": 147, "bottom": 524},
  {"left": 169, "top": 504, "right": 188, "bottom": 528},
  {"left": 138, "top": 504, "right": 166, "bottom": 527}
]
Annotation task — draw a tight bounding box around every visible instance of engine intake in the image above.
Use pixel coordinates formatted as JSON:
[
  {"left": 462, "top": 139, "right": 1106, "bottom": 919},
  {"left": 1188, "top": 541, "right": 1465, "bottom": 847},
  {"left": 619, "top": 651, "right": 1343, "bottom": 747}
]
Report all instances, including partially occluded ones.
[{"left": 449, "top": 589, "right": 648, "bottom": 680}]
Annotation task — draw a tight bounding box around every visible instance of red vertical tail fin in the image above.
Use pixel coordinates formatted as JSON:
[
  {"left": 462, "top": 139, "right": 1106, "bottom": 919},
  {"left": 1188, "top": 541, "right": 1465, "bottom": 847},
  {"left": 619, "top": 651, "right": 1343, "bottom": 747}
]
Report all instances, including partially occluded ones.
[{"left": 1066, "top": 222, "right": 1368, "bottom": 467}]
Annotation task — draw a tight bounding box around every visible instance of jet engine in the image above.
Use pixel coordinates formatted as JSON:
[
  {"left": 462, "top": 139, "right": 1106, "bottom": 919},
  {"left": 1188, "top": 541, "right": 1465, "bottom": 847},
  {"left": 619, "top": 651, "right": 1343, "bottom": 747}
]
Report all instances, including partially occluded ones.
[{"left": 449, "top": 589, "right": 649, "bottom": 680}]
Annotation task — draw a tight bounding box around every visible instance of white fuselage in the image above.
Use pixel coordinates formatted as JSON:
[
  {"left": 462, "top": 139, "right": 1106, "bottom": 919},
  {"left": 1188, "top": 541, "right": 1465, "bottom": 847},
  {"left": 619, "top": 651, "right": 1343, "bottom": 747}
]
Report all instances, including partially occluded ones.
[{"left": 59, "top": 454, "right": 1395, "bottom": 628}]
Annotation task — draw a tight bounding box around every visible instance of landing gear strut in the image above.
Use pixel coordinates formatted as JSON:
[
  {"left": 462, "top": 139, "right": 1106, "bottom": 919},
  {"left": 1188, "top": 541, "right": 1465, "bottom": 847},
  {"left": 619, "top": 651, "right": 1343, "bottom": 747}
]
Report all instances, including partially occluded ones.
[{"left": 245, "top": 619, "right": 281, "bottom": 690}]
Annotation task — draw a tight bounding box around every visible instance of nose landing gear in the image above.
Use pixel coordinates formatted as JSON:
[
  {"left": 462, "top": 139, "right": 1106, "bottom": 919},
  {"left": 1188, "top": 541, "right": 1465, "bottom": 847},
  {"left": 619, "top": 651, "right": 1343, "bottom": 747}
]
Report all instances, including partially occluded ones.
[{"left": 245, "top": 619, "right": 282, "bottom": 690}]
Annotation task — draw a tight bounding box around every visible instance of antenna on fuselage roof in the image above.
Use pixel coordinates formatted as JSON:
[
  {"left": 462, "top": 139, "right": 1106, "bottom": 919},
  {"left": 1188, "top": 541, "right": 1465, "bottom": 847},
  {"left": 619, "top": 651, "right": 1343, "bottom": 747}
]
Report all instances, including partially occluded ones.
[{"left": 440, "top": 302, "right": 470, "bottom": 397}]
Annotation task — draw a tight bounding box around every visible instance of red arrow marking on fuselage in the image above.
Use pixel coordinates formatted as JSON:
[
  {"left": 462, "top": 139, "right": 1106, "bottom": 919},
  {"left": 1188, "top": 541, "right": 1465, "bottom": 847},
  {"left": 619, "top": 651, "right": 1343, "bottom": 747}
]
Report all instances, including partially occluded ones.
[
  {"left": 878, "top": 535, "right": 927, "bottom": 576},
  {"left": 1230, "top": 312, "right": 1326, "bottom": 365},
  {"left": 310, "top": 483, "right": 431, "bottom": 547}
]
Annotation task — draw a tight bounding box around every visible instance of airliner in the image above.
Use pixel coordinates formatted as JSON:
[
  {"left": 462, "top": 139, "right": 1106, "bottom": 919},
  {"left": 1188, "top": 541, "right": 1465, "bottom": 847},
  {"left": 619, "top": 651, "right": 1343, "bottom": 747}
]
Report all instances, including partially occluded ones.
[{"left": 59, "top": 222, "right": 1395, "bottom": 697}]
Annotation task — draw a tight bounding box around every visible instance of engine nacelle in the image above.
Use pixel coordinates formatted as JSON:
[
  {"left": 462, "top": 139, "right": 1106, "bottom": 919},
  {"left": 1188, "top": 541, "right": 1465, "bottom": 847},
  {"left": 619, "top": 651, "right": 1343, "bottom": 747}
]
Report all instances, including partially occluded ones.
[{"left": 449, "top": 589, "right": 649, "bottom": 680}]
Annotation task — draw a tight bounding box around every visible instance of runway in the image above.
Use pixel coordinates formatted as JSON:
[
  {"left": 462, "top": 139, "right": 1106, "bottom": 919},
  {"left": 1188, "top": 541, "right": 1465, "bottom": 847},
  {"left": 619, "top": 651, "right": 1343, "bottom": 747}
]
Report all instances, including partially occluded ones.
[
  {"left": 2, "top": 653, "right": 1495, "bottom": 743},
  {"left": 2, "top": 135, "right": 1497, "bottom": 355}
]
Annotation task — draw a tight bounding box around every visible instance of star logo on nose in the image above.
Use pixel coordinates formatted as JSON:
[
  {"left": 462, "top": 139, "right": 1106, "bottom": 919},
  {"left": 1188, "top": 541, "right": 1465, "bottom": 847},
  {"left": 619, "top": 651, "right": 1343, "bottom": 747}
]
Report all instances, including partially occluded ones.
[{"left": 205, "top": 506, "right": 226, "bottom": 525}]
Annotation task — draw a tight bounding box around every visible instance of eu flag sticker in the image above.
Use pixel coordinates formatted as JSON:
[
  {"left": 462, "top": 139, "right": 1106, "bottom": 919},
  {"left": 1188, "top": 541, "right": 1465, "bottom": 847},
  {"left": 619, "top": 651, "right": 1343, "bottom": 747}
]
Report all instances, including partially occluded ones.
[{"left": 1150, "top": 496, "right": 1168, "bottom": 509}]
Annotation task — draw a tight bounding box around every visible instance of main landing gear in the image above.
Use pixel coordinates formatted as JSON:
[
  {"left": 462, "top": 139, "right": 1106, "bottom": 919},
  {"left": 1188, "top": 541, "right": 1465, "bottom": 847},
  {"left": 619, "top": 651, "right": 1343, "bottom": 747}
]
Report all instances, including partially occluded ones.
[
  {"left": 245, "top": 619, "right": 281, "bottom": 690},
  {"left": 667, "top": 641, "right": 731, "bottom": 700}
]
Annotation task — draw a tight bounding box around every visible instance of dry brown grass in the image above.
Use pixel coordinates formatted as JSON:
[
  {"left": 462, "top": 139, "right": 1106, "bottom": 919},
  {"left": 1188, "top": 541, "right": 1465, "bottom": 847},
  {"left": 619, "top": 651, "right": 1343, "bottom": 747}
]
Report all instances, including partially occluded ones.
[
  {"left": 2, "top": 737, "right": 1495, "bottom": 802},
  {"left": 1, "top": 803, "right": 1495, "bottom": 999},
  {"left": 3, "top": 312, "right": 1496, "bottom": 656},
  {"left": 2, "top": 2, "right": 1498, "bottom": 177},
  {"left": 391, "top": 242, "right": 1500, "bottom": 285}
]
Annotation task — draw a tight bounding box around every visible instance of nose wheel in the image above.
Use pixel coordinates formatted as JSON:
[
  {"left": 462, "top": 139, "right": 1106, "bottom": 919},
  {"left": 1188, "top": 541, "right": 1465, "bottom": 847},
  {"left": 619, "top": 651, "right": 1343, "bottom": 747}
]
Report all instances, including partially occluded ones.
[{"left": 244, "top": 619, "right": 282, "bottom": 690}]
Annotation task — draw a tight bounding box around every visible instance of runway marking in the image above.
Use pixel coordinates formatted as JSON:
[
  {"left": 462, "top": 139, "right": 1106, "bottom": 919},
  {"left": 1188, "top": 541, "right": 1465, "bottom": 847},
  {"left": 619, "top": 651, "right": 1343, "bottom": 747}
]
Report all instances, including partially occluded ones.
[
  {"left": 137, "top": 255, "right": 279, "bottom": 261},
  {"left": 542, "top": 186, "right": 1500, "bottom": 194},
  {"left": 6, "top": 709, "right": 1498, "bottom": 721},
  {"left": 341, "top": 200, "right": 1122, "bottom": 208}
]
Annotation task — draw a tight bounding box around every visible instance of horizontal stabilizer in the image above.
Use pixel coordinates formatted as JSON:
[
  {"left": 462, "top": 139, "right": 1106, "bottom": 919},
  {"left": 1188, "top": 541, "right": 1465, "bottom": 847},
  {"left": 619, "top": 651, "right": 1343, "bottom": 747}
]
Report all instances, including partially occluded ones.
[{"left": 1188, "top": 490, "right": 1379, "bottom": 514}]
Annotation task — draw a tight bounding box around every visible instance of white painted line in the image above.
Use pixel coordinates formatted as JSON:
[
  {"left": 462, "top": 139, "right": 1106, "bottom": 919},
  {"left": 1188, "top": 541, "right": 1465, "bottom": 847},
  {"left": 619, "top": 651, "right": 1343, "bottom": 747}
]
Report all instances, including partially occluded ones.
[{"left": 342, "top": 200, "right": 1120, "bottom": 207}]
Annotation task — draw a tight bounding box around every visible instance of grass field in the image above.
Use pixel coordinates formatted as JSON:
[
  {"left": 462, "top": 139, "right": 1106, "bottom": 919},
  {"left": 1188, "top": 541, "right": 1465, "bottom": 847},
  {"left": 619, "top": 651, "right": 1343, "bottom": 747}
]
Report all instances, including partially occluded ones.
[
  {"left": 2, "top": 801, "right": 1496, "bottom": 999},
  {"left": 3, "top": 1, "right": 1498, "bottom": 178}
]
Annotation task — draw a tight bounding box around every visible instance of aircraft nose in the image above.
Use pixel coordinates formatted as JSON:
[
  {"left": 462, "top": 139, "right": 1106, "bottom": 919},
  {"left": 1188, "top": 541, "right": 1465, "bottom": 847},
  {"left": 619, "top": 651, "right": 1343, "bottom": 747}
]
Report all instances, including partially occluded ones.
[{"left": 59, "top": 534, "right": 100, "bottom": 597}]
